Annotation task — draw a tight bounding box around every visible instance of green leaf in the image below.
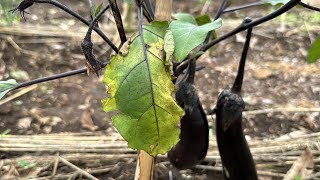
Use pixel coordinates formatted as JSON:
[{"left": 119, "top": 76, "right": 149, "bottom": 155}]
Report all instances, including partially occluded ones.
[
  {"left": 173, "top": 13, "right": 197, "bottom": 24},
  {"left": 143, "top": 21, "right": 169, "bottom": 44},
  {"left": 95, "top": 3, "right": 103, "bottom": 17},
  {"left": 90, "top": 5, "right": 96, "bottom": 18},
  {"left": 90, "top": 3, "right": 103, "bottom": 18},
  {"left": 102, "top": 21, "right": 184, "bottom": 156},
  {"left": 169, "top": 18, "right": 222, "bottom": 62},
  {"left": 295, "top": 175, "right": 302, "bottom": 180},
  {"left": 262, "top": 0, "right": 289, "bottom": 5},
  {"left": 0, "top": 79, "right": 18, "bottom": 99},
  {"left": 18, "top": 160, "right": 36, "bottom": 168},
  {"left": 0, "top": 129, "right": 11, "bottom": 138},
  {"left": 308, "top": 37, "right": 320, "bottom": 63},
  {"left": 195, "top": 14, "right": 211, "bottom": 26},
  {"left": 195, "top": 14, "right": 218, "bottom": 42}
]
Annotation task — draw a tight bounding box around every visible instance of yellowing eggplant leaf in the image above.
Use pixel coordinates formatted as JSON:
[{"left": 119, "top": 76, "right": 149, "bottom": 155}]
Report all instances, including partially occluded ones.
[{"left": 102, "top": 21, "right": 184, "bottom": 156}]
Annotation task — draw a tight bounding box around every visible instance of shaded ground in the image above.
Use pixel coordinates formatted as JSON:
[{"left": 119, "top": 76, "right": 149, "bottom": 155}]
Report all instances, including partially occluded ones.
[{"left": 0, "top": 0, "right": 320, "bottom": 179}]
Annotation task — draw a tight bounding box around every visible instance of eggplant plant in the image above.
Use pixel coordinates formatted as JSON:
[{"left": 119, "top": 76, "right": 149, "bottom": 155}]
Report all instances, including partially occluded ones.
[{"left": 1, "top": 0, "right": 319, "bottom": 178}]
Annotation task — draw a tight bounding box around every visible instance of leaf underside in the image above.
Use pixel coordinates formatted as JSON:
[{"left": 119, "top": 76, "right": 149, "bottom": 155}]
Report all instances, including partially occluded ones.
[
  {"left": 0, "top": 79, "right": 18, "bottom": 100},
  {"left": 102, "top": 21, "right": 184, "bottom": 156},
  {"left": 169, "top": 18, "right": 222, "bottom": 62}
]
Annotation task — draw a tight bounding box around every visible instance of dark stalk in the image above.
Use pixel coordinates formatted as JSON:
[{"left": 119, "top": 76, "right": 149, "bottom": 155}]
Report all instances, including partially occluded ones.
[
  {"left": 142, "top": 2, "right": 154, "bottom": 22},
  {"left": 82, "top": 4, "right": 110, "bottom": 76},
  {"left": 214, "top": 0, "right": 227, "bottom": 20},
  {"left": 13, "top": 61, "right": 109, "bottom": 91},
  {"left": 231, "top": 18, "right": 252, "bottom": 94},
  {"left": 185, "top": 60, "right": 196, "bottom": 85},
  {"left": 299, "top": 2, "right": 320, "bottom": 12},
  {"left": 30, "top": 0, "right": 118, "bottom": 52},
  {"left": 204, "top": 0, "right": 227, "bottom": 44},
  {"left": 223, "top": 1, "right": 264, "bottom": 14},
  {"left": 108, "top": 0, "right": 127, "bottom": 45},
  {"left": 144, "top": 0, "right": 154, "bottom": 19}
]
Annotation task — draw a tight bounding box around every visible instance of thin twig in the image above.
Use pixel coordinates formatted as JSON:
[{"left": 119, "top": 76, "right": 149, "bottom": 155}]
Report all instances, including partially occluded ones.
[
  {"left": 58, "top": 156, "right": 98, "bottom": 180},
  {"left": 51, "top": 156, "right": 59, "bottom": 177},
  {"left": 204, "top": 0, "right": 226, "bottom": 44},
  {"left": 13, "top": 61, "right": 109, "bottom": 91},
  {"left": 1, "top": 35, "right": 38, "bottom": 56},
  {"left": 223, "top": 1, "right": 265, "bottom": 13},
  {"left": 200, "top": 0, "right": 211, "bottom": 15},
  {"left": 108, "top": 0, "right": 127, "bottom": 44},
  {"left": 299, "top": 2, "right": 320, "bottom": 12},
  {"left": 214, "top": 0, "right": 227, "bottom": 20},
  {"left": 30, "top": 0, "right": 118, "bottom": 52},
  {"left": 142, "top": 2, "right": 154, "bottom": 22}
]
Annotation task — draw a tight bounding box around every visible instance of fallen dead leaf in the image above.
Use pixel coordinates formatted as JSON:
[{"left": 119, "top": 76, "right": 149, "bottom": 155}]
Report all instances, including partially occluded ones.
[
  {"left": 17, "top": 117, "right": 32, "bottom": 129},
  {"left": 252, "top": 68, "right": 273, "bottom": 80},
  {"left": 80, "top": 109, "right": 98, "bottom": 131}
]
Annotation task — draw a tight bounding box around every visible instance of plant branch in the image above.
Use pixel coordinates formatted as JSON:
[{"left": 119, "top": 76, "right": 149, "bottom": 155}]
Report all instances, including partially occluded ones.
[
  {"left": 175, "top": 0, "right": 301, "bottom": 76},
  {"left": 214, "top": 0, "right": 227, "bottom": 20},
  {"left": 30, "top": 0, "right": 118, "bottom": 53},
  {"left": 144, "top": 0, "right": 154, "bottom": 19},
  {"left": 13, "top": 61, "right": 109, "bottom": 91},
  {"left": 223, "top": 1, "right": 265, "bottom": 13},
  {"left": 142, "top": 2, "right": 154, "bottom": 22},
  {"left": 232, "top": 18, "right": 252, "bottom": 93},
  {"left": 204, "top": 0, "right": 227, "bottom": 44},
  {"left": 81, "top": 4, "right": 110, "bottom": 76},
  {"left": 58, "top": 157, "right": 98, "bottom": 180},
  {"left": 299, "top": 2, "right": 320, "bottom": 12},
  {"left": 108, "top": 0, "right": 127, "bottom": 44}
]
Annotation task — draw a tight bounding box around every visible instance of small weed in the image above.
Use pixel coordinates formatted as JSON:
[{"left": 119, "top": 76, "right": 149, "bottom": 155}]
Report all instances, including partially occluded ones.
[
  {"left": 18, "top": 160, "right": 36, "bottom": 168},
  {"left": 0, "top": 0, "right": 21, "bottom": 26}
]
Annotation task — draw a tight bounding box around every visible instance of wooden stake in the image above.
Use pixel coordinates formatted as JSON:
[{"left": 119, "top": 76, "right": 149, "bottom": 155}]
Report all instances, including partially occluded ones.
[
  {"left": 155, "top": 0, "right": 172, "bottom": 21},
  {"left": 134, "top": 150, "right": 154, "bottom": 180}
]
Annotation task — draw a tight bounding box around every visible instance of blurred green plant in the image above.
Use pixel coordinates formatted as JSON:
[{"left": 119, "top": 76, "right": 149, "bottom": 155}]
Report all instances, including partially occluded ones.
[
  {"left": 18, "top": 160, "right": 36, "bottom": 168},
  {"left": 308, "top": 36, "right": 320, "bottom": 63},
  {"left": 0, "top": 129, "right": 11, "bottom": 138},
  {"left": 279, "top": 12, "right": 320, "bottom": 25},
  {"left": 0, "top": 0, "right": 21, "bottom": 26},
  {"left": 90, "top": 2, "right": 103, "bottom": 19}
]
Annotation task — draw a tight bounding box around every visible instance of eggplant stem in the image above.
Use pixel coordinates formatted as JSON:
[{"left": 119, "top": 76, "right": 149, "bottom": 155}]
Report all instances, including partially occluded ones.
[{"left": 231, "top": 18, "right": 253, "bottom": 94}]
